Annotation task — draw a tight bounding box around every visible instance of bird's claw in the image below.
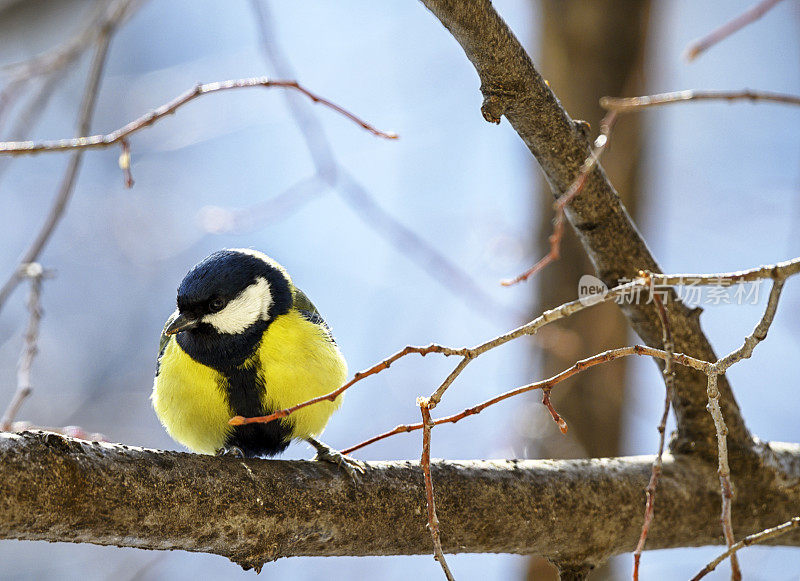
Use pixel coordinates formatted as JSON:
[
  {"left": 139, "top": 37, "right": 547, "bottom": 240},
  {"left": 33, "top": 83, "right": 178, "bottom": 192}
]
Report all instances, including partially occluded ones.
[
  {"left": 216, "top": 446, "right": 245, "bottom": 458},
  {"left": 306, "top": 437, "right": 365, "bottom": 482}
]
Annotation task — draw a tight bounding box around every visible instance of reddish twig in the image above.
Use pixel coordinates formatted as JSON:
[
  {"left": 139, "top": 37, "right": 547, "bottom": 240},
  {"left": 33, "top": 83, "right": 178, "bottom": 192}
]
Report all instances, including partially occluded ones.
[
  {"left": 600, "top": 89, "right": 800, "bottom": 112},
  {"left": 229, "top": 344, "right": 469, "bottom": 426},
  {"left": 1, "top": 265, "right": 49, "bottom": 431},
  {"left": 633, "top": 294, "right": 674, "bottom": 580},
  {"left": 683, "top": 0, "right": 785, "bottom": 61},
  {"left": 501, "top": 111, "right": 618, "bottom": 286},
  {"left": 499, "top": 209, "right": 565, "bottom": 287},
  {"left": 343, "top": 344, "right": 707, "bottom": 455},
  {"left": 541, "top": 389, "right": 568, "bottom": 434},
  {"left": 341, "top": 422, "right": 421, "bottom": 455},
  {"left": 236, "top": 255, "right": 762, "bottom": 431},
  {"left": 419, "top": 401, "right": 455, "bottom": 581}
]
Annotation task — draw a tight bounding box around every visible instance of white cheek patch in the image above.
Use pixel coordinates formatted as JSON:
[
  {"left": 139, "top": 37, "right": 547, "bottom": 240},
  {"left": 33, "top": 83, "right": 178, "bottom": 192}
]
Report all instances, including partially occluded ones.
[{"left": 202, "top": 277, "right": 273, "bottom": 334}]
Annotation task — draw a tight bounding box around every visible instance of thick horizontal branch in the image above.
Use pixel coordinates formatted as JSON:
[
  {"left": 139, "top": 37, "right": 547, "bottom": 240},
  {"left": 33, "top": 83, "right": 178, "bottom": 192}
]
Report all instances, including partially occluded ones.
[
  {"left": 417, "top": 0, "right": 749, "bottom": 456},
  {"left": 2, "top": 432, "right": 800, "bottom": 571}
]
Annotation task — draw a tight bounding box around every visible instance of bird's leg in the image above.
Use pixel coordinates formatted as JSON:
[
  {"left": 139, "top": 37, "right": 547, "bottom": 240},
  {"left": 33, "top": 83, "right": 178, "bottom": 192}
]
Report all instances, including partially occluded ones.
[
  {"left": 215, "top": 445, "right": 245, "bottom": 458},
  {"left": 306, "top": 437, "right": 365, "bottom": 481}
]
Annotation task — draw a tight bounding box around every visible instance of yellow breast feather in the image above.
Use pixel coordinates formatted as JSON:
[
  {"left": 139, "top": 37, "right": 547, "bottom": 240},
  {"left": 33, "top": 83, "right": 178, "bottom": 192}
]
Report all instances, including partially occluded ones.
[
  {"left": 258, "top": 309, "right": 347, "bottom": 440},
  {"left": 151, "top": 337, "right": 232, "bottom": 454}
]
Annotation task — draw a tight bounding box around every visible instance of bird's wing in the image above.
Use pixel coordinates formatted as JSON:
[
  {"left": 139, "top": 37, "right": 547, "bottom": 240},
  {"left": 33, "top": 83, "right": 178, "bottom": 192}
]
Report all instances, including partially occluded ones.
[
  {"left": 156, "top": 310, "right": 178, "bottom": 375},
  {"left": 292, "top": 287, "right": 335, "bottom": 341}
]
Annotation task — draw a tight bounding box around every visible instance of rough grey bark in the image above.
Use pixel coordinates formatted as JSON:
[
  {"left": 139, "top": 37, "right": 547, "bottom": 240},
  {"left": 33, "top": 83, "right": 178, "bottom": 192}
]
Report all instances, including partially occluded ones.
[
  {"left": 417, "top": 0, "right": 749, "bottom": 457},
  {"left": 2, "top": 432, "right": 800, "bottom": 571}
]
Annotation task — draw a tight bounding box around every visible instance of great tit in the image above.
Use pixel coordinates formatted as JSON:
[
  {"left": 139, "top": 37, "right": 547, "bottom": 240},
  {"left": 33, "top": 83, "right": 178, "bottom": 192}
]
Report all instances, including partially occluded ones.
[{"left": 152, "top": 248, "right": 360, "bottom": 474}]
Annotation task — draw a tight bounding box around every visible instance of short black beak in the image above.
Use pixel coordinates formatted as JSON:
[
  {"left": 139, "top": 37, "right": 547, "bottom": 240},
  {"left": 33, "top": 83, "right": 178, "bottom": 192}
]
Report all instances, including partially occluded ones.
[{"left": 165, "top": 313, "right": 200, "bottom": 335}]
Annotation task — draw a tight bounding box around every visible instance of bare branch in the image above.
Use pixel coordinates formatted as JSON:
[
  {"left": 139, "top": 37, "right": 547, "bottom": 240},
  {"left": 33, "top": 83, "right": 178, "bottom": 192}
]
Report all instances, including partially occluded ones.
[
  {"left": 0, "top": 1, "right": 118, "bottom": 132},
  {"left": 4, "top": 432, "right": 800, "bottom": 570},
  {"left": 633, "top": 295, "right": 675, "bottom": 580},
  {"left": 230, "top": 343, "right": 471, "bottom": 427},
  {"left": 419, "top": 402, "right": 456, "bottom": 580},
  {"left": 692, "top": 517, "right": 800, "bottom": 580},
  {"left": 501, "top": 112, "right": 618, "bottom": 286},
  {"left": 702, "top": 278, "right": 787, "bottom": 579},
  {"left": 0, "top": 264, "right": 49, "bottom": 430},
  {"left": 706, "top": 372, "right": 741, "bottom": 579},
  {"left": 716, "top": 279, "right": 786, "bottom": 372},
  {"left": 683, "top": 0, "right": 785, "bottom": 61},
  {"left": 231, "top": 258, "right": 799, "bottom": 433},
  {"left": 0, "top": 69, "right": 70, "bottom": 186},
  {"left": 600, "top": 89, "right": 800, "bottom": 112},
  {"left": 342, "top": 344, "right": 707, "bottom": 455},
  {"left": 0, "top": 77, "right": 395, "bottom": 156}
]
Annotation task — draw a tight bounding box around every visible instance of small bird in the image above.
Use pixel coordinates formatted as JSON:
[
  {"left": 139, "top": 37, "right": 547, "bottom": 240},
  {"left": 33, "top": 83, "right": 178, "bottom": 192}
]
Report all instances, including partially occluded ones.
[{"left": 151, "top": 248, "right": 361, "bottom": 476}]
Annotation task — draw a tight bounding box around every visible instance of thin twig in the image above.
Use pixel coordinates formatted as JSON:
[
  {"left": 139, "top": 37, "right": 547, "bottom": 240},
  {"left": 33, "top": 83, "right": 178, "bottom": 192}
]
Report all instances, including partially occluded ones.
[
  {"left": 633, "top": 294, "right": 674, "bottom": 580},
  {"left": 0, "top": 15, "right": 117, "bottom": 315},
  {"left": 683, "top": 0, "right": 785, "bottom": 61},
  {"left": 715, "top": 278, "right": 785, "bottom": 373},
  {"left": 501, "top": 111, "right": 618, "bottom": 286},
  {"left": 541, "top": 389, "right": 568, "bottom": 434},
  {"left": 1, "top": 264, "right": 48, "bottom": 431},
  {"left": 0, "top": 77, "right": 396, "bottom": 156},
  {"left": 419, "top": 401, "right": 456, "bottom": 581},
  {"left": 600, "top": 89, "right": 800, "bottom": 112},
  {"left": 691, "top": 516, "right": 800, "bottom": 581},
  {"left": 701, "top": 278, "right": 787, "bottom": 580},
  {"left": 232, "top": 258, "right": 800, "bottom": 429},
  {"left": 706, "top": 372, "right": 741, "bottom": 581},
  {"left": 229, "top": 344, "right": 471, "bottom": 426},
  {"left": 343, "top": 344, "right": 707, "bottom": 455}
]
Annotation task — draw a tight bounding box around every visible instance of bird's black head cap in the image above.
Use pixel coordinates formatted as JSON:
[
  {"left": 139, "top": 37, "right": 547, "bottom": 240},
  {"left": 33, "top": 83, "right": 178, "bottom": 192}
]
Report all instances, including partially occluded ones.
[{"left": 176, "top": 249, "right": 292, "bottom": 321}]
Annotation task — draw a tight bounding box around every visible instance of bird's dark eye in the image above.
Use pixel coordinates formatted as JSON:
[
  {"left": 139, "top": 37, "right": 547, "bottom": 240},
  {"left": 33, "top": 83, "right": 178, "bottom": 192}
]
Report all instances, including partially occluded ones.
[{"left": 209, "top": 297, "right": 226, "bottom": 312}]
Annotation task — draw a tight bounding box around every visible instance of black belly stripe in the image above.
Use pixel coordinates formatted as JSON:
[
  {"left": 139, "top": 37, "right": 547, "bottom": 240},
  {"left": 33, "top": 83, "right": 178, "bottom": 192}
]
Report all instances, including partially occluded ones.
[{"left": 222, "top": 362, "right": 292, "bottom": 457}]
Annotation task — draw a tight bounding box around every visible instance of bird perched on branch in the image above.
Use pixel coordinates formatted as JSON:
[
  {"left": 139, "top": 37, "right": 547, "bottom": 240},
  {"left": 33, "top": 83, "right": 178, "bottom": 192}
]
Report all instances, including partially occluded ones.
[{"left": 151, "top": 248, "right": 361, "bottom": 477}]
